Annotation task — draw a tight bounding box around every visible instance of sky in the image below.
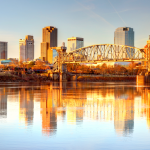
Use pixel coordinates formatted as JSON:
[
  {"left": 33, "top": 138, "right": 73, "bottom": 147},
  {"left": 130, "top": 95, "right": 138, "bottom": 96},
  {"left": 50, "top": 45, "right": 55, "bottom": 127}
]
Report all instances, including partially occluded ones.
[{"left": 0, "top": 0, "right": 150, "bottom": 59}]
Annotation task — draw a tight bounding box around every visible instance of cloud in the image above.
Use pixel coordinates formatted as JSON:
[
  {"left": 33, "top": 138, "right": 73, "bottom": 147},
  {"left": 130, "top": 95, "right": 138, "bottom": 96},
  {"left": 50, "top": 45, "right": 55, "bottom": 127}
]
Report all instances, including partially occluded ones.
[
  {"left": 107, "top": 0, "right": 126, "bottom": 26},
  {"left": 70, "top": 3, "right": 95, "bottom": 12},
  {"left": 74, "top": 0, "right": 115, "bottom": 28}
]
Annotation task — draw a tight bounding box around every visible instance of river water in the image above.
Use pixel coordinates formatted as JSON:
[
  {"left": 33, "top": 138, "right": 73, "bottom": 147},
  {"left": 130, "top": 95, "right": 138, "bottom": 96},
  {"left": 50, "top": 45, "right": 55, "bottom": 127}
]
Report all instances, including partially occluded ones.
[{"left": 0, "top": 82, "right": 150, "bottom": 150}]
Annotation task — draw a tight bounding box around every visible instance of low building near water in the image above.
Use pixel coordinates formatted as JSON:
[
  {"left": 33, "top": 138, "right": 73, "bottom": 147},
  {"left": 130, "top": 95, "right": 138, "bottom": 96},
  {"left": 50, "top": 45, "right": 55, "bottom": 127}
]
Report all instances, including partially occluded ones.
[{"left": 0, "top": 60, "right": 12, "bottom": 65}]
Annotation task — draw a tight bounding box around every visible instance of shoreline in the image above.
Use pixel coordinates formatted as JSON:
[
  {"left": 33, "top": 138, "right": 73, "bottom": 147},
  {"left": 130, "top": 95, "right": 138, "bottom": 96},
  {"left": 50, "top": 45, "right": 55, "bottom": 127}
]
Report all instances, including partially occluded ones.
[{"left": 0, "top": 75, "right": 136, "bottom": 82}]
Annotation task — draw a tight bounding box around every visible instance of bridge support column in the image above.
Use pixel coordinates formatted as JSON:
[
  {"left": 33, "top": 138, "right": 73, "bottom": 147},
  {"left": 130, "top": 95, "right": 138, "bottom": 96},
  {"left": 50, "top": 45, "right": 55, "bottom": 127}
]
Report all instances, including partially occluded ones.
[
  {"left": 60, "top": 73, "right": 67, "bottom": 82},
  {"left": 53, "top": 73, "right": 59, "bottom": 81}
]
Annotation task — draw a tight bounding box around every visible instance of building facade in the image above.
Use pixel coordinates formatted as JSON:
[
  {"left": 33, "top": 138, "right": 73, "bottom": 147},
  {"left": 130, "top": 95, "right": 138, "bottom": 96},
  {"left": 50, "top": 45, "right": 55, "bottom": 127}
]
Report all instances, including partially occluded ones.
[
  {"left": 67, "top": 37, "right": 84, "bottom": 53},
  {"left": 114, "top": 27, "right": 134, "bottom": 59},
  {"left": 40, "top": 26, "right": 57, "bottom": 63},
  {"left": 0, "top": 42, "right": 7, "bottom": 59},
  {"left": 19, "top": 35, "right": 34, "bottom": 61}
]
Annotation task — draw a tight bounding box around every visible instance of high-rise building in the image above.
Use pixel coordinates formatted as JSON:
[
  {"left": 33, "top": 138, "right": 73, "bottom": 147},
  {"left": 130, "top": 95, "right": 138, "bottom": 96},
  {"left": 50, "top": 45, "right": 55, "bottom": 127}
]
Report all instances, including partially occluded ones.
[
  {"left": 114, "top": 27, "right": 134, "bottom": 64},
  {"left": 0, "top": 41, "right": 7, "bottom": 59},
  {"left": 67, "top": 37, "right": 84, "bottom": 53},
  {"left": 114, "top": 27, "right": 134, "bottom": 47},
  {"left": 19, "top": 35, "right": 34, "bottom": 61},
  {"left": 40, "top": 26, "right": 57, "bottom": 63}
]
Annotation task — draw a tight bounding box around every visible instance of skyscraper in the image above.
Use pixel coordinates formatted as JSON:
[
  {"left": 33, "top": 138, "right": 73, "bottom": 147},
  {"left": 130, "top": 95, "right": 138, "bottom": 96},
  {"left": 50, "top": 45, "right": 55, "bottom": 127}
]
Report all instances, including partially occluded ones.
[
  {"left": 114, "top": 27, "right": 134, "bottom": 63},
  {"left": 41, "top": 26, "right": 57, "bottom": 63},
  {"left": 67, "top": 37, "right": 84, "bottom": 53},
  {"left": 0, "top": 41, "right": 7, "bottom": 59},
  {"left": 114, "top": 27, "right": 134, "bottom": 47},
  {"left": 19, "top": 35, "right": 34, "bottom": 61}
]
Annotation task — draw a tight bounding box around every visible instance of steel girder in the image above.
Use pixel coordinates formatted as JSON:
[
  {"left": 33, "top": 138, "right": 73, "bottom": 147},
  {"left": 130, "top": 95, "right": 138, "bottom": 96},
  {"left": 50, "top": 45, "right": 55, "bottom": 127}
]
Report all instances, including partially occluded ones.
[{"left": 60, "top": 44, "right": 147, "bottom": 64}]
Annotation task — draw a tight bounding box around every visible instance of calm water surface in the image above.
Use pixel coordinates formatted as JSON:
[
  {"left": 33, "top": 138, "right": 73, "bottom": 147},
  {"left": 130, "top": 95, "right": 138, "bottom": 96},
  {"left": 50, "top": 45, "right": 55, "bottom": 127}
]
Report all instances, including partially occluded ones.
[{"left": 0, "top": 82, "right": 150, "bottom": 150}]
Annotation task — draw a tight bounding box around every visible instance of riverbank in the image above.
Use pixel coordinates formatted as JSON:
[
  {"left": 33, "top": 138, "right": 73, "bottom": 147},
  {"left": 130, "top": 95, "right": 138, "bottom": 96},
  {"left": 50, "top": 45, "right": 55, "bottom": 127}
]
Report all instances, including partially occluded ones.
[
  {"left": 77, "top": 76, "right": 136, "bottom": 82},
  {"left": 0, "top": 73, "right": 50, "bottom": 82},
  {"left": 0, "top": 71, "right": 136, "bottom": 82}
]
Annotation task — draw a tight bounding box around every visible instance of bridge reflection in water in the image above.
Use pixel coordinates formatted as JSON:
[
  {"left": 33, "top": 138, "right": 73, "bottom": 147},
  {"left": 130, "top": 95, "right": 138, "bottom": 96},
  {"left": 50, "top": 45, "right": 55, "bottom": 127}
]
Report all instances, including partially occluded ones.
[{"left": 0, "top": 82, "right": 150, "bottom": 137}]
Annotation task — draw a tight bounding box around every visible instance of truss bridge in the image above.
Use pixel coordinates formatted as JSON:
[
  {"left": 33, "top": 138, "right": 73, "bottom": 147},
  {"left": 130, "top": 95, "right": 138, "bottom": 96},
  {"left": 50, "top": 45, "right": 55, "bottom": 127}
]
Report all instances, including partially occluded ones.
[
  {"left": 62, "top": 44, "right": 148, "bottom": 63},
  {"left": 52, "top": 43, "right": 150, "bottom": 73}
]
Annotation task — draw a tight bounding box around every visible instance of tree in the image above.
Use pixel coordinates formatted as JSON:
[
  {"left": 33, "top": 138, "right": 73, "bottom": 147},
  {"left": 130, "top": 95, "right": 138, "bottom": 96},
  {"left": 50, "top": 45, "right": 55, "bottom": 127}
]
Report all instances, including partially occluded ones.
[
  {"left": 27, "top": 61, "right": 35, "bottom": 69},
  {"left": 101, "top": 63, "right": 107, "bottom": 75}
]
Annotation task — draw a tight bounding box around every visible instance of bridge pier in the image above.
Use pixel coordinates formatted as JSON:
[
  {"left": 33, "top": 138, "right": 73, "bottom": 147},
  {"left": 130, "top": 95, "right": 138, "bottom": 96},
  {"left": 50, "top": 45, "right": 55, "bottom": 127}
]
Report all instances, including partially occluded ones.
[{"left": 60, "top": 73, "right": 67, "bottom": 82}]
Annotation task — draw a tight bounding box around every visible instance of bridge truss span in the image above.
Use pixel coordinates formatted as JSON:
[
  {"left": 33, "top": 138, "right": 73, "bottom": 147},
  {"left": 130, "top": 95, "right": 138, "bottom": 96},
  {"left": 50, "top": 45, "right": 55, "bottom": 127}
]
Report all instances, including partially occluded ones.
[{"left": 62, "top": 44, "right": 147, "bottom": 64}]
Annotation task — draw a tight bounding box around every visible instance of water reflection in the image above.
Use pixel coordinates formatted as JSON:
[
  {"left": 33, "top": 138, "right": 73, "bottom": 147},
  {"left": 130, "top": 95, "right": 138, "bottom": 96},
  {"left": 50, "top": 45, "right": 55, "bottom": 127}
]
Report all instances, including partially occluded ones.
[
  {"left": 1, "top": 82, "right": 150, "bottom": 138},
  {"left": 40, "top": 88, "right": 57, "bottom": 136},
  {"left": 19, "top": 88, "right": 34, "bottom": 125},
  {"left": 0, "top": 87, "right": 7, "bottom": 118}
]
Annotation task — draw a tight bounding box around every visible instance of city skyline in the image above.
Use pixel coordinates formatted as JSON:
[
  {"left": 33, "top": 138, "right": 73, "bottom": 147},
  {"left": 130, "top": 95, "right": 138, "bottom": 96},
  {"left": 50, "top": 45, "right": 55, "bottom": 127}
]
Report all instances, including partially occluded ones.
[{"left": 0, "top": 0, "right": 150, "bottom": 59}]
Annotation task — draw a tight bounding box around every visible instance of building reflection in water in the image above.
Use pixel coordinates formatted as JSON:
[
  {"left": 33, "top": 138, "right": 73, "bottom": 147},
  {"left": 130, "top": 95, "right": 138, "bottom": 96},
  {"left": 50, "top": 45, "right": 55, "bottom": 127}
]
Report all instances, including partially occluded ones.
[
  {"left": 114, "top": 87, "right": 134, "bottom": 136},
  {"left": 0, "top": 88, "right": 7, "bottom": 118},
  {"left": 40, "top": 85, "right": 57, "bottom": 136},
  {"left": 141, "top": 88, "right": 150, "bottom": 128},
  {"left": 3, "top": 82, "right": 150, "bottom": 137},
  {"left": 19, "top": 88, "right": 34, "bottom": 125},
  {"left": 51, "top": 82, "right": 136, "bottom": 136}
]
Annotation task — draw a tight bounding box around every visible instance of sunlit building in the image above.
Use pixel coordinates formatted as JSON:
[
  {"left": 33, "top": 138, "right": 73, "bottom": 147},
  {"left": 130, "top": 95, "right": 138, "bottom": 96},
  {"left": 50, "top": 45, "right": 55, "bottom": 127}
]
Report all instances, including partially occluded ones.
[
  {"left": 67, "top": 37, "right": 84, "bottom": 53},
  {"left": 0, "top": 41, "right": 7, "bottom": 59},
  {"left": 114, "top": 27, "right": 134, "bottom": 61},
  {"left": 19, "top": 35, "right": 34, "bottom": 61},
  {"left": 40, "top": 26, "right": 57, "bottom": 63}
]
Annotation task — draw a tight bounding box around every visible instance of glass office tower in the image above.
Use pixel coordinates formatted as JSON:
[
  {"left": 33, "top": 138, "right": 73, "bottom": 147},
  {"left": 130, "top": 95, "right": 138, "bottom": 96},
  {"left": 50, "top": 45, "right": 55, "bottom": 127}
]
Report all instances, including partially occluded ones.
[
  {"left": 114, "top": 27, "right": 134, "bottom": 47},
  {"left": 114, "top": 27, "right": 134, "bottom": 59}
]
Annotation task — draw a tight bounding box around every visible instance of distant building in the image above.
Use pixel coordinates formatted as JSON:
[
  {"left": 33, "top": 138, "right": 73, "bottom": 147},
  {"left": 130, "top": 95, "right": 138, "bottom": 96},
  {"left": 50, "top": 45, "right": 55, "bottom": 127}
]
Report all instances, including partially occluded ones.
[
  {"left": 67, "top": 37, "right": 84, "bottom": 53},
  {"left": 19, "top": 35, "right": 34, "bottom": 61},
  {"left": 0, "top": 60, "right": 12, "bottom": 65},
  {"left": 40, "top": 26, "right": 57, "bottom": 63},
  {"left": 114, "top": 27, "right": 134, "bottom": 47},
  {"left": 114, "top": 27, "right": 134, "bottom": 65},
  {"left": 0, "top": 42, "right": 7, "bottom": 59}
]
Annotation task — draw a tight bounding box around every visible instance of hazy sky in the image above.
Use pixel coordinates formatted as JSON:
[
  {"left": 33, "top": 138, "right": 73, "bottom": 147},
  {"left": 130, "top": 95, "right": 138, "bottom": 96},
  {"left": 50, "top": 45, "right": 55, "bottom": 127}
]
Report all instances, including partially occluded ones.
[{"left": 0, "top": 0, "right": 149, "bottom": 59}]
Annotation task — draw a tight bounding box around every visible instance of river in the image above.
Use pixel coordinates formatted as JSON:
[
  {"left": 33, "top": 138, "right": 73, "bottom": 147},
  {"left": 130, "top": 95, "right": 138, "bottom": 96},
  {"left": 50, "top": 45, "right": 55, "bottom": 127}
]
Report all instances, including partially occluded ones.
[{"left": 0, "top": 82, "right": 150, "bottom": 150}]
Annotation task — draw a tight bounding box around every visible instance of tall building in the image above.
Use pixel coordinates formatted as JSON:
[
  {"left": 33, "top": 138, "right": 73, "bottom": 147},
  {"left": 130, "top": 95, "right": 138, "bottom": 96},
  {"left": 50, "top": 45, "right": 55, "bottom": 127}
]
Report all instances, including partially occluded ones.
[
  {"left": 114, "top": 27, "right": 134, "bottom": 64},
  {"left": 41, "top": 26, "right": 57, "bottom": 63},
  {"left": 19, "top": 35, "right": 34, "bottom": 61},
  {"left": 0, "top": 41, "right": 7, "bottom": 59},
  {"left": 114, "top": 27, "right": 134, "bottom": 47},
  {"left": 67, "top": 37, "right": 84, "bottom": 53}
]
